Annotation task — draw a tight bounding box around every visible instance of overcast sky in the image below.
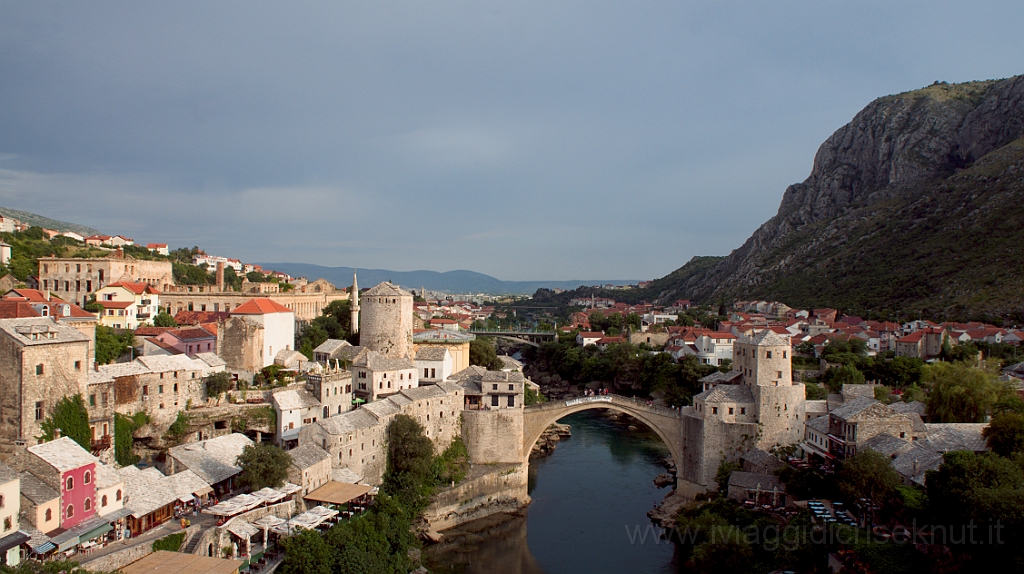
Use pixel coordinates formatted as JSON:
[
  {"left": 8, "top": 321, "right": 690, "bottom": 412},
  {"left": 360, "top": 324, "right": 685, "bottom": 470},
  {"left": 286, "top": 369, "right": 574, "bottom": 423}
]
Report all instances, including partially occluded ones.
[{"left": 0, "top": 2, "right": 1020, "bottom": 281}]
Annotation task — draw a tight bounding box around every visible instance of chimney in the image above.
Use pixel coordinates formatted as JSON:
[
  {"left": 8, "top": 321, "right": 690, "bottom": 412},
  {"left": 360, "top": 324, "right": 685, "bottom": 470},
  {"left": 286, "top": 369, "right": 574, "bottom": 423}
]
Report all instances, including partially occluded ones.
[
  {"left": 93, "top": 361, "right": 99, "bottom": 372},
  {"left": 216, "top": 262, "right": 225, "bottom": 292}
]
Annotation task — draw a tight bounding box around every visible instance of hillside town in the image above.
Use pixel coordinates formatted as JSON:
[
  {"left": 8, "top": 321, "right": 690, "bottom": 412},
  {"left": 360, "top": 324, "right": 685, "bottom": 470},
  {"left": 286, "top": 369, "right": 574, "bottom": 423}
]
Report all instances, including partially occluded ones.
[{"left": 0, "top": 215, "right": 1021, "bottom": 573}]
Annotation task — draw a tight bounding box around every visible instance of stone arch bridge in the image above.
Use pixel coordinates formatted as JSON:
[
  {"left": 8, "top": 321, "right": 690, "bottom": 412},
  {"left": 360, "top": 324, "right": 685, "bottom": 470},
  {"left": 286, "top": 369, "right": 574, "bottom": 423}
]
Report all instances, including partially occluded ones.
[{"left": 523, "top": 395, "right": 684, "bottom": 473}]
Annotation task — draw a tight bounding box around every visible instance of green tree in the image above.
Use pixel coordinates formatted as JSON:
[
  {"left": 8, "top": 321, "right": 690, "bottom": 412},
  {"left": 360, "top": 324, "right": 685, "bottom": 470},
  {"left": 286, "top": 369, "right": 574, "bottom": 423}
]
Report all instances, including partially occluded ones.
[
  {"left": 835, "top": 450, "right": 901, "bottom": 503},
  {"left": 278, "top": 528, "right": 334, "bottom": 574},
  {"left": 469, "top": 337, "right": 504, "bottom": 370},
  {"left": 925, "top": 451, "right": 1024, "bottom": 569},
  {"left": 820, "top": 364, "right": 865, "bottom": 393},
  {"left": 689, "top": 525, "right": 755, "bottom": 574},
  {"left": 153, "top": 312, "right": 177, "bottom": 327},
  {"left": 38, "top": 395, "right": 91, "bottom": 450},
  {"left": 236, "top": 442, "right": 292, "bottom": 491},
  {"left": 715, "top": 460, "right": 741, "bottom": 494},
  {"left": 206, "top": 371, "right": 233, "bottom": 398},
  {"left": 114, "top": 412, "right": 150, "bottom": 466},
  {"left": 95, "top": 325, "right": 134, "bottom": 364},
  {"left": 983, "top": 412, "right": 1024, "bottom": 457},
  {"left": 923, "top": 362, "right": 1010, "bottom": 422}
]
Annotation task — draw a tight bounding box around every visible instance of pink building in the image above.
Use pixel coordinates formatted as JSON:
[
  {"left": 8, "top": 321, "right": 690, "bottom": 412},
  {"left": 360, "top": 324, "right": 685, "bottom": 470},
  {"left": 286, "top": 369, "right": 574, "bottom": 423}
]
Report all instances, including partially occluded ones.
[
  {"left": 22, "top": 437, "right": 98, "bottom": 530},
  {"left": 153, "top": 326, "right": 216, "bottom": 357}
]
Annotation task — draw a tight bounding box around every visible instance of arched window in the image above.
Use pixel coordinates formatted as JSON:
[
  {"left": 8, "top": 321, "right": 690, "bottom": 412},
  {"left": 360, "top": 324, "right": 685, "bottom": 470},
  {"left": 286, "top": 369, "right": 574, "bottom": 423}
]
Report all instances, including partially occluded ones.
[
  {"left": 84, "top": 471, "right": 92, "bottom": 484},
  {"left": 45, "top": 508, "right": 52, "bottom": 522},
  {"left": 66, "top": 504, "right": 74, "bottom": 519},
  {"left": 84, "top": 498, "right": 92, "bottom": 511},
  {"left": 116, "top": 490, "right": 122, "bottom": 501},
  {"left": 66, "top": 476, "right": 74, "bottom": 490},
  {"left": 102, "top": 495, "right": 108, "bottom": 507}
]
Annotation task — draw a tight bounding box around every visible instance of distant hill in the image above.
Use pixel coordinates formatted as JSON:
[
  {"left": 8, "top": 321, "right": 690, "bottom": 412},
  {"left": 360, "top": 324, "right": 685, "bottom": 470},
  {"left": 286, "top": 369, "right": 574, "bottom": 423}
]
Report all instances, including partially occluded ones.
[
  {"left": 646, "top": 76, "right": 1024, "bottom": 321},
  {"left": 258, "top": 262, "right": 641, "bottom": 295},
  {"left": 0, "top": 205, "right": 102, "bottom": 237}
]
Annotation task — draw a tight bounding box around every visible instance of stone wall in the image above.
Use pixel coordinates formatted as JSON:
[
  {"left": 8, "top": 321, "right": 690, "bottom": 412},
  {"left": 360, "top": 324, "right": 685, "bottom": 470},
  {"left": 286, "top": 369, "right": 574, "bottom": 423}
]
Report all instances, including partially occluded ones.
[
  {"left": 219, "top": 317, "right": 264, "bottom": 375},
  {"left": 422, "top": 463, "right": 529, "bottom": 531},
  {"left": 754, "top": 383, "right": 806, "bottom": 450},
  {"left": 360, "top": 291, "right": 413, "bottom": 358},
  {"left": 629, "top": 331, "right": 670, "bottom": 348},
  {"left": 461, "top": 410, "right": 523, "bottom": 464}
]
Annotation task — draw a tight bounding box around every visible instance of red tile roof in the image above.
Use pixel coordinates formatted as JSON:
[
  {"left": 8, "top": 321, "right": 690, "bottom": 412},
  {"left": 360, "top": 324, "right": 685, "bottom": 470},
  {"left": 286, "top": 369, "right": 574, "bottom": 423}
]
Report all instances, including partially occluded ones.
[
  {"left": 97, "top": 300, "right": 133, "bottom": 309},
  {"left": 5, "top": 289, "right": 50, "bottom": 303},
  {"left": 174, "top": 311, "right": 230, "bottom": 325},
  {"left": 135, "top": 326, "right": 174, "bottom": 336},
  {"left": 107, "top": 281, "right": 160, "bottom": 295},
  {"left": 0, "top": 301, "right": 41, "bottom": 318},
  {"left": 231, "top": 298, "right": 293, "bottom": 315},
  {"left": 167, "top": 327, "right": 215, "bottom": 341}
]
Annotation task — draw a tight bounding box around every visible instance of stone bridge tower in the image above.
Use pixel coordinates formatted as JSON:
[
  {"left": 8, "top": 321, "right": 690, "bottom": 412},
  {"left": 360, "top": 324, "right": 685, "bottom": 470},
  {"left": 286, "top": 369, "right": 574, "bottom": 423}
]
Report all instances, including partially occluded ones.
[{"left": 358, "top": 282, "right": 414, "bottom": 358}]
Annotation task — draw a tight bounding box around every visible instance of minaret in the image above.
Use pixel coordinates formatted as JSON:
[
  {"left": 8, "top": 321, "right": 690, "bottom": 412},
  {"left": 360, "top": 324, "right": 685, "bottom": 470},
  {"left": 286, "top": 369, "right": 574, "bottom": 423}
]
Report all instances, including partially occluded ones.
[{"left": 350, "top": 271, "right": 360, "bottom": 334}]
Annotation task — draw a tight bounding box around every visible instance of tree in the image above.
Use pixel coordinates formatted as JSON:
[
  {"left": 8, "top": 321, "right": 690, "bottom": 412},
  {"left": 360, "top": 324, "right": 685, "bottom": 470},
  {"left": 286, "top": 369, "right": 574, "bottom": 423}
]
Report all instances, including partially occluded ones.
[
  {"left": 469, "top": 337, "right": 504, "bottom": 370},
  {"left": 206, "top": 371, "right": 233, "bottom": 398},
  {"left": 153, "top": 312, "right": 177, "bottom": 327},
  {"left": 835, "top": 450, "right": 901, "bottom": 504},
  {"left": 95, "top": 325, "right": 134, "bottom": 364},
  {"left": 715, "top": 460, "right": 741, "bottom": 494},
  {"left": 923, "top": 362, "right": 1010, "bottom": 422},
  {"left": 38, "top": 395, "right": 91, "bottom": 450},
  {"left": 689, "top": 525, "right": 755, "bottom": 574},
  {"left": 983, "top": 412, "right": 1024, "bottom": 457},
  {"left": 278, "top": 528, "right": 334, "bottom": 574},
  {"left": 236, "top": 442, "right": 292, "bottom": 491},
  {"left": 820, "top": 364, "right": 865, "bottom": 393},
  {"left": 114, "top": 412, "right": 149, "bottom": 466}
]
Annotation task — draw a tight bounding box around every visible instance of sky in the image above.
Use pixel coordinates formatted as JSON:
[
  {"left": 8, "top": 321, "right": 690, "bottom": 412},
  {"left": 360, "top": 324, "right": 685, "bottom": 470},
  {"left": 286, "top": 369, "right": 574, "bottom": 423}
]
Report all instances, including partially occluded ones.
[{"left": 0, "top": 2, "right": 1021, "bottom": 282}]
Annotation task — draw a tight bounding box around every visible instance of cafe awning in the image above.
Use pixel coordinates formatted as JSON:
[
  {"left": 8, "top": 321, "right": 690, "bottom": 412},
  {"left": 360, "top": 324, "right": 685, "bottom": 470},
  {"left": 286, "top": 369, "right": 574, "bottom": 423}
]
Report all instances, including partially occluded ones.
[
  {"left": 80, "top": 522, "right": 113, "bottom": 542},
  {"left": 303, "top": 482, "right": 372, "bottom": 506}
]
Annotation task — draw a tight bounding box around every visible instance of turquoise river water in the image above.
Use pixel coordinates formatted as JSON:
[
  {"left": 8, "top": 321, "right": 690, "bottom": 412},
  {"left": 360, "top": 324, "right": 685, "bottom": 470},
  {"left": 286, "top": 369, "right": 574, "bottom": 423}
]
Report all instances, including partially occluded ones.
[{"left": 424, "top": 410, "right": 681, "bottom": 573}]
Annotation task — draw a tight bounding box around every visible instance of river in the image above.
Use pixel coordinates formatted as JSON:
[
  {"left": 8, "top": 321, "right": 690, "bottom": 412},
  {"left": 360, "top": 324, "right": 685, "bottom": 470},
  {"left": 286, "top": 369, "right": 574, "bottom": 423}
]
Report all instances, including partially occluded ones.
[{"left": 424, "top": 410, "right": 681, "bottom": 573}]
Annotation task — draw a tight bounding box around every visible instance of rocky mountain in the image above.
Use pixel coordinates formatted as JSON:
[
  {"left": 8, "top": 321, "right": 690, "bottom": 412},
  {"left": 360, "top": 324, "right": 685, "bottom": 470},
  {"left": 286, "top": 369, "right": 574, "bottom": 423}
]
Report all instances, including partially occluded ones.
[{"left": 652, "top": 76, "right": 1024, "bottom": 321}]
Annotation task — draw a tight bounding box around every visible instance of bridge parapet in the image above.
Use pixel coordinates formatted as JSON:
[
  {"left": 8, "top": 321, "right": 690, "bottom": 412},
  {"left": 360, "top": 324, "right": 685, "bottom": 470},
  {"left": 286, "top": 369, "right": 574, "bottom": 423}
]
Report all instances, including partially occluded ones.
[{"left": 525, "top": 394, "right": 682, "bottom": 419}]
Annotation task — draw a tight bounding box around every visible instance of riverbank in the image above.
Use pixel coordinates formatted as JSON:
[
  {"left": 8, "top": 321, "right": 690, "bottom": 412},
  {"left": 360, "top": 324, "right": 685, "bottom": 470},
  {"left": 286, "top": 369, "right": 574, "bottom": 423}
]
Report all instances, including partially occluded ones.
[{"left": 422, "top": 463, "right": 530, "bottom": 533}]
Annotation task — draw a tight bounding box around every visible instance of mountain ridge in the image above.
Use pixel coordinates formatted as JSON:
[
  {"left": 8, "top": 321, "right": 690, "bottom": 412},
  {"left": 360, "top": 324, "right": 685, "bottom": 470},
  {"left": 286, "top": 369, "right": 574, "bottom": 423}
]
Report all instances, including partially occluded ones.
[
  {"left": 648, "top": 76, "right": 1024, "bottom": 321},
  {"left": 0, "top": 205, "right": 103, "bottom": 237},
  {"left": 257, "top": 262, "right": 642, "bottom": 295}
]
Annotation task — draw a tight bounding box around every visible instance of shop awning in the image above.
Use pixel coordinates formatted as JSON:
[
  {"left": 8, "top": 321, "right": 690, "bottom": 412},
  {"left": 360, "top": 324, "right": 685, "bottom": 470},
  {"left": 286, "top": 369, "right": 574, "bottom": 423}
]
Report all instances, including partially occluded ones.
[
  {"left": 102, "top": 507, "right": 134, "bottom": 522},
  {"left": 49, "top": 530, "right": 79, "bottom": 552},
  {"left": 0, "top": 531, "right": 30, "bottom": 553},
  {"left": 80, "top": 522, "right": 113, "bottom": 542},
  {"left": 30, "top": 541, "right": 56, "bottom": 554},
  {"left": 303, "top": 482, "right": 372, "bottom": 506}
]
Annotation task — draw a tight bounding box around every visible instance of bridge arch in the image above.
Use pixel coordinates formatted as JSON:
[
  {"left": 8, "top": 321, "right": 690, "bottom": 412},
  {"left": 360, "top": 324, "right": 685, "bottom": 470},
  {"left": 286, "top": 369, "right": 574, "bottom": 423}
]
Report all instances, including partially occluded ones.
[{"left": 522, "top": 396, "right": 684, "bottom": 476}]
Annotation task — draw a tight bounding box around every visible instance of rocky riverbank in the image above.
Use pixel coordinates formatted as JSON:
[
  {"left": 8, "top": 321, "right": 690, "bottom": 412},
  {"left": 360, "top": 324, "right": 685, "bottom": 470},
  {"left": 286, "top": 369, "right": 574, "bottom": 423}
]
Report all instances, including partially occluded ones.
[{"left": 530, "top": 423, "right": 571, "bottom": 457}]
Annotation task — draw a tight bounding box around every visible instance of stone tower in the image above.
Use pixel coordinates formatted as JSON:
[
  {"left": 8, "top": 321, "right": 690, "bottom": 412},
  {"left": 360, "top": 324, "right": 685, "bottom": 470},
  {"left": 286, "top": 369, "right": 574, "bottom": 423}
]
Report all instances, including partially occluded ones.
[
  {"left": 350, "top": 271, "right": 360, "bottom": 335},
  {"left": 358, "top": 282, "right": 414, "bottom": 358},
  {"left": 733, "top": 330, "right": 805, "bottom": 449}
]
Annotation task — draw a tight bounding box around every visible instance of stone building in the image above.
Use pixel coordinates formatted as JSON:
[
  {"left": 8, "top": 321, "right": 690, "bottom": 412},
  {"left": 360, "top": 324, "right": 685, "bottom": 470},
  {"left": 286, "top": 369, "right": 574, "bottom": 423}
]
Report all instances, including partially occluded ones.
[
  {"left": 414, "top": 346, "right": 452, "bottom": 384},
  {"left": 98, "top": 355, "right": 210, "bottom": 427},
  {"left": 0, "top": 463, "right": 22, "bottom": 565},
  {"left": 38, "top": 252, "right": 173, "bottom": 308},
  {"left": 450, "top": 367, "right": 526, "bottom": 410},
  {"left": 159, "top": 282, "right": 348, "bottom": 324},
  {"left": 680, "top": 330, "right": 806, "bottom": 491},
  {"left": 272, "top": 388, "right": 322, "bottom": 447},
  {"left": 827, "top": 397, "right": 918, "bottom": 458},
  {"left": 358, "top": 282, "right": 414, "bottom": 359},
  {"left": 0, "top": 318, "right": 92, "bottom": 451},
  {"left": 351, "top": 349, "right": 418, "bottom": 402},
  {"left": 312, "top": 339, "right": 363, "bottom": 366},
  {"left": 228, "top": 299, "right": 294, "bottom": 370},
  {"left": 412, "top": 329, "right": 474, "bottom": 373},
  {"left": 6, "top": 438, "right": 99, "bottom": 531},
  {"left": 94, "top": 281, "right": 161, "bottom": 330},
  {"left": 286, "top": 444, "right": 332, "bottom": 499},
  {"left": 298, "top": 382, "right": 463, "bottom": 485},
  {"left": 305, "top": 368, "right": 354, "bottom": 420},
  {"left": 19, "top": 470, "right": 60, "bottom": 535}
]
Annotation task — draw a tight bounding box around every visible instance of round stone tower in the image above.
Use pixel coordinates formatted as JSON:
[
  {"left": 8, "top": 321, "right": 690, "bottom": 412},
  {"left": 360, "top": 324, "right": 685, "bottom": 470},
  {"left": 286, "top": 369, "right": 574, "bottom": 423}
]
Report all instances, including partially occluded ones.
[{"left": 358, "top": 281, "right": 414, "bottom": 358}]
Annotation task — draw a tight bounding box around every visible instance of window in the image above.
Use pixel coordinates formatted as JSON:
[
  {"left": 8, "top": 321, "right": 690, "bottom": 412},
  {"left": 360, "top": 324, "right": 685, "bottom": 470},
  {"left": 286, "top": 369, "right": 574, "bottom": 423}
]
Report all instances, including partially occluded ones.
[
  {"left": 84, "top": 471, "right": 91, "bottom": 484},
  {"left": 66, "top": 476, "right": 74, "bottom": 490},
  {"left": 777, "top": 371, "right": 783, "bottom": 378},
  {"left": 75, "top": 361, "right": 82, "bottom": 371},
  {"left": 3, "top": 517, "right": 9, "bottom": 532},
  {"left": 45, "top": 508, "right": 52, "bottom": 522},
  {"left": 35, "top": 401, "right": 43, "bottom": 420},
  {"left": 509, "top": 384, "right": 514, "bottom": 391},
  {"left": 740, "top": 408, "right": 746, "bottom": 415},
  {"left": 66, "top": 505, "right": 74, "bottom": 519},
  {"left": 84, "top": 498, "right": 92, "bottom": 511},
  {"left": 492, "top": 384, "right": 498, "bottom": 391},
  {"left": 508, "top": 395, "right": 515, "bottom": 407},
  {"left": 102, "top": 393, "right": 108, "bottom": 406},
  {"left": 143, "top": 385, "right": 149, "bottom": 395},
  {"left": 712, "top": 407, "right": 718, "bottom": 415},
  {"left": 36, "top": 364, "right": 44, "bottom": 375},
  {"left": 158, "top": 385, "right": 164, "bottom": 394},
  {"left": 102, "top": 495, "right": 108, "bottom": 507},
  {"left": 173, "top": 383, "right": 178, "bottom": 392},
  {"left": 116, "top": 490, "right": 122, "bottom": 501},
  {"left": 89, "top": 395, "right": 96, "bottom": 407},
  {"left": 783, "top": 351, "right": 788, "bottom": 359},
  {"left": 0, "top": 494, "right": 3, "bottom": 508},
  {"left": 766, "top": 351, "right": 772, "bottom": 359},
  {"left": 491, "top": 395, "right": 500, "bottom": 407},
  {"left": 728, "top": 407, "right": 734, "bottom": 415}
]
